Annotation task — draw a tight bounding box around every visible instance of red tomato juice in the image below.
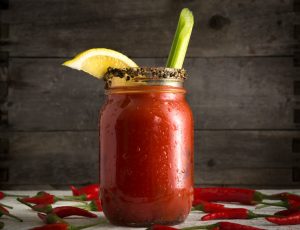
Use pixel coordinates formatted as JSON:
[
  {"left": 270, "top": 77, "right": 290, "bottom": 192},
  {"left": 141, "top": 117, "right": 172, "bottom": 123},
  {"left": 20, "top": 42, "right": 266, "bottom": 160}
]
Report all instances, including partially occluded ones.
[{"left": 99, "top": 69, "right": 193, "bottom": 227}]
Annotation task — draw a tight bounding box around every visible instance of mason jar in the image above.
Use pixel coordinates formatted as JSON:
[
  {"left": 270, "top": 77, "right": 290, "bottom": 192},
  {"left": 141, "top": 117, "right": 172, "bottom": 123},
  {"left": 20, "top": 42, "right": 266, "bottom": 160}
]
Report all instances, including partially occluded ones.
[{"left": 99, "top": 67, "right": 194, "bottom": 227}]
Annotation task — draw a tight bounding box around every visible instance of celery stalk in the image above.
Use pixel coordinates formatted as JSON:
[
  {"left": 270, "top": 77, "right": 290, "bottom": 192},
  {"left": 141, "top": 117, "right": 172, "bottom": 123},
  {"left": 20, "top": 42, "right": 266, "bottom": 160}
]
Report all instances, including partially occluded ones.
[{"left": 166, "top": 8, "right": 194, "bottom": 69}]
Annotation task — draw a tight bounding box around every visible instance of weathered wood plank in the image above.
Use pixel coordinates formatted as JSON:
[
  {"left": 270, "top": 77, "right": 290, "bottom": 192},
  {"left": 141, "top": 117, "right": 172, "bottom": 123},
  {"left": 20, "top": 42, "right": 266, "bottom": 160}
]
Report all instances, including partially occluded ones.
[
  {"left": 1, "top": 131, "right": 299, "bottom": 186},
  {"left": 196, "top": 131, "right": 300, "bottom": 169},
  {"left": 196, "top": 131, "right": 300, "bottom": 186},
  {"left": 1, "top": 131, "right": 99, "bottom": 185},
  {"left": 7, "top": 57, "right": 298, "bottom": 130},
  {"left": 8, "top": 58, "right": 104, "bottom": 131},
  {"left": 1, "top": 0, "right": 295, "bottom": 57},
  {"left": 186, "top": 57, "right": 297, "bottom": 130},
  {"left": 197, "top": 131, "right": 300, "bottom": 187},
  {"left": 196, "top": 168, "right": 296, "bottom": 187}
]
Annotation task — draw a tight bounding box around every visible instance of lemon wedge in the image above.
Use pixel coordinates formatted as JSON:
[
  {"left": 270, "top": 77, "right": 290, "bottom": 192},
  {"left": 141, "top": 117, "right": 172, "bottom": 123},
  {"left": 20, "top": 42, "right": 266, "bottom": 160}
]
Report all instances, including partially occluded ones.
[{"left": 63, "top": 48, "right": 138, "bottom": 78}]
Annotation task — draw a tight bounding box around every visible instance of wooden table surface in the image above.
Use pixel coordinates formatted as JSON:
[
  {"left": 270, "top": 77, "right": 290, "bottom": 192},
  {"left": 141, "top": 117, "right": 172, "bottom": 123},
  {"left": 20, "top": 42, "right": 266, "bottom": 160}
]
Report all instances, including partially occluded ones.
[{"left": 1, "top": 190, "right": 300, "bottom": 230}]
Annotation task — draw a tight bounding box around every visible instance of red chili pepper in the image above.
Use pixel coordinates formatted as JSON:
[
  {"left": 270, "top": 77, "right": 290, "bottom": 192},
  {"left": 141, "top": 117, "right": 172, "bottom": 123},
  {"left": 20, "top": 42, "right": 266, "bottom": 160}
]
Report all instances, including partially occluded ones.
[
  {"left": 194, "top": 187, "right": 266, "bottom": 205},
  {"left": 283, "top": 199, "right": 300, "bottom": 210},
  {"left": 266, "top": 211, "right": 300, "bottom": 225},
  {"left": 38, "top": 208, "right": 97, "bottom": 224},
  {"left": 70, "top": 184, "right": 100, "bottom": 201},
  {"left": 52, "top": 206, "right": 97, "bottom": 218},
  {"left": 201, "top": 208, "right": 271, "bottom": 221},
  {"left": 266, "top": 192, "right": 300, "bottom": 202},
  {"left": 215, "top": 222, "right": 265, "bottom": 230},
  {"left": 192, "top": 200, "right": 225, "bottom": 213},
  {"left": 70, "top": 186, "right": 81, "bottom": 196},
  {"left": 0, "top": 205, "right": 23, "bottom": 222},
  {"left": 19, "top": 196, "right": 98, "bottom": 218},
  {"left": 18, "top": 197, "right": 54, "bottom": 213},
  {"left": 275, "top": 209, "right": 299, "bottom": 216},
  {"left": 21, "top": 192, "right": 58, "bottom": 205},
  {"left": 284, "top": 194, "right": 300, "bottom": 202},
  {"left": 88, "top": 199, "right": 102, "bottom": 211}
]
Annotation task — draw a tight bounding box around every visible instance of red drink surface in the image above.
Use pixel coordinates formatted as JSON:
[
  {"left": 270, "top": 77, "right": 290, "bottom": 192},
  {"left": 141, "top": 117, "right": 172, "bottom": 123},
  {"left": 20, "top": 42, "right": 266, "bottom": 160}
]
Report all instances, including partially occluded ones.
[{"left": 99, "top": 85, "right": 194, "bottom": 226}]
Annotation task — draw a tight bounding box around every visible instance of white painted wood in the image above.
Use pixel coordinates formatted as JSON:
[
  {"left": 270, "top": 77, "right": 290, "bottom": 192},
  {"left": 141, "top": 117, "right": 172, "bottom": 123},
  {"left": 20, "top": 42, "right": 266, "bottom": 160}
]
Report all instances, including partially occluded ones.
[{"left": 0, "top": 190, "right": 300, "bottom": 230}]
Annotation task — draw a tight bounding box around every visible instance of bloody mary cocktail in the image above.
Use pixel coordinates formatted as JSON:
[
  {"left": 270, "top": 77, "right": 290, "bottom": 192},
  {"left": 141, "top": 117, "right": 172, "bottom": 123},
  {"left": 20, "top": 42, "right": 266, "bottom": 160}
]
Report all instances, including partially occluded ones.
[
  {"left": 62, "top": 7, "right": 194, "bottom": 228},
  {"left": 99, "top": 67, "right": 194, "bottom": 227}
]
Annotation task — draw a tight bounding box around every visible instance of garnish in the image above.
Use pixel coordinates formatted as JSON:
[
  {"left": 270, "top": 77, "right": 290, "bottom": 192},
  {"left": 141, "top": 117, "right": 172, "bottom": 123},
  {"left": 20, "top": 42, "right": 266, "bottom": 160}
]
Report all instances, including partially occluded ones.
[{"left": 166, "top": 8, "right": 194, "bottom": 69}]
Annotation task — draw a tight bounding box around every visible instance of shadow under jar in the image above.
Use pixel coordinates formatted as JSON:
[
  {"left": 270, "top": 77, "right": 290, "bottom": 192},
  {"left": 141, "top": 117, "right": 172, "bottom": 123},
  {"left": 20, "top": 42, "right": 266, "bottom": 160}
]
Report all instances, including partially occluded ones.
[{"left": 99, "top": 67, "right": 194, "bottom": 227}]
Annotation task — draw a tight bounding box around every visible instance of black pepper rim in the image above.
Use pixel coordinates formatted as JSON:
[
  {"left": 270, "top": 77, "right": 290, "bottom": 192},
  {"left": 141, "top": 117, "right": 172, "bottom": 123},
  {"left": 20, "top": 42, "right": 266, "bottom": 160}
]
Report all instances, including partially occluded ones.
[{"left": 104, "top": 67, "right": 187, "bottom": 81}]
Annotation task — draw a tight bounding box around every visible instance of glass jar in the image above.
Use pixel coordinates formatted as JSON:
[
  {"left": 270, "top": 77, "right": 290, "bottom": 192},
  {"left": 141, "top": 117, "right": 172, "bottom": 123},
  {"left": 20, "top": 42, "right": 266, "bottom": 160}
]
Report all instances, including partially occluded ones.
[{"left": 99, "top": 67, "right": 194, "bottom": 227}]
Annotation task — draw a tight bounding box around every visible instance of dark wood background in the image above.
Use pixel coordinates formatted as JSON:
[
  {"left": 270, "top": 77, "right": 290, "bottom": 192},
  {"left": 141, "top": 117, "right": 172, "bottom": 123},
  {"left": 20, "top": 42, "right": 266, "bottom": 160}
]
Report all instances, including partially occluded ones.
[{"left": 0, "top": 0, "right": 299, "bottom": 189}]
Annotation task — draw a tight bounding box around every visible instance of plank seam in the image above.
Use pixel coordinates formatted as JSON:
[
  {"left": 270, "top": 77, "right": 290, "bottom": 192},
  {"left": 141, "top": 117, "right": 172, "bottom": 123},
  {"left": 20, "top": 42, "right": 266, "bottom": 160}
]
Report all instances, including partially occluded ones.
[
  {"left": 0, "top": 52, "right": 9, "bottom": 129},
  {"left": 6, "top": 55, "right": 295, "bottom": 59},
  {"left": 3, "top": 129, "right": 300, "bottom": 132},
  {"left": 293, "top": 0, "right": 300, "bottom": 184},
  {"left": 0, "top": 4, "right": 10, "bottom": 182}
]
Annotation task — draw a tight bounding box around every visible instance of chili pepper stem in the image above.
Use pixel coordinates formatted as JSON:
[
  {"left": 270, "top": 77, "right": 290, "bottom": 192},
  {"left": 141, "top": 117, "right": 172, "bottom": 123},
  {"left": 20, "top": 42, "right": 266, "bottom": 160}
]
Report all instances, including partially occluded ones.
[
  {"left": 61, "top": 195, "right": 84, "bottom": 200},
  {"left": 0, "top": 202, "right": 13, "bottom": 209},
  {"left": 3, "top": 212, "right": 23, "bottom": 222},
  {"left": 4, "top": 193, "right": 27, "bottom": 198},
  {"left": 254, "top": 213, "right": 274, "bottom": 218},
  {"left": 246, "top": 210, "right": 273, "bottom": 218},
  {"left": 258, "top": 201, "right": 285, "bottom": 208},
  {"left": 17, "top": 197, "right": 34, "bottom": 208},
  {"left": 182, "top": 224, "right": 217, "bottom": 230},
  {"left": 59, "top": 195, "right": 87, "bottom": 203},
  {"left": 263, "top": 192, "right": 300, "bottom": 200},
  {"left": 253, "top": 191, "right": 270, "bottom": 203},
  {"left": 259, "top": 192, "right": 273, "bottom": 200}
]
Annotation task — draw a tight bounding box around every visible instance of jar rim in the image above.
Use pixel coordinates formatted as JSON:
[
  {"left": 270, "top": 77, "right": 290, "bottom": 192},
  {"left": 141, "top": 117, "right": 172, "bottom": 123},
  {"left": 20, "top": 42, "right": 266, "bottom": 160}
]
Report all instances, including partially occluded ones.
[{"left": 104, "top": 67, "right": 187, "bottom": 88}]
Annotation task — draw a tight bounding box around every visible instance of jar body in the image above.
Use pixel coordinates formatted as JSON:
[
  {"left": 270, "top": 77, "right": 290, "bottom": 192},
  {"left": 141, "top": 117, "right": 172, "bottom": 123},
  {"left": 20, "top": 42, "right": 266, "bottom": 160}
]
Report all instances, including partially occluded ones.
[{"left": 99, "top": 85, "right": 194, "bottom": 227}]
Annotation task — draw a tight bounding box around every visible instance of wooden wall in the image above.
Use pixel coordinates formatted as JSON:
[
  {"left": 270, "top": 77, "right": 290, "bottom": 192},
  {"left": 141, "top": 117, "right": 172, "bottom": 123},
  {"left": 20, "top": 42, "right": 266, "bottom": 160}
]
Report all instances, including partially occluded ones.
[{"left": 0, "top": 0, "right": 299, "bottom": 188}]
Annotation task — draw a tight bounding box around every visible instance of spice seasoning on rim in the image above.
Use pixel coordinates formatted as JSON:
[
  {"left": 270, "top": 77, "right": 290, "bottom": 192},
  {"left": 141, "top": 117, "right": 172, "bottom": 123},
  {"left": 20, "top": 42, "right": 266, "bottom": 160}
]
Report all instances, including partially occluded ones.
[{"left": 99, "top": 67, "right": 194, "bottom": 227}]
